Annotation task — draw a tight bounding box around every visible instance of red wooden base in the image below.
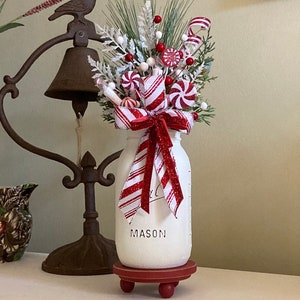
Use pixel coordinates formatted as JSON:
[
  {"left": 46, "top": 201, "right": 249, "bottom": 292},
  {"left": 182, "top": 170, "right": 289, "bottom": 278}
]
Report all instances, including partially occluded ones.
[{"left": 113, "top": 260, "right": 197, "bottom": 298}]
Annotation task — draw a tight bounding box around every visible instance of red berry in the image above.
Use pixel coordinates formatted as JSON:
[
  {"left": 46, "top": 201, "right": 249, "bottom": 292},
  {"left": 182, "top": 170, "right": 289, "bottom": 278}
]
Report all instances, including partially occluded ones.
[
  {"left": 156, "top": 43, "right": 166, "bottom": 52},
  {"left": 165, "top": 76, "right": 173, "bottom": 86},
  {"left": 178, "top": 50, "right": 184, "bottom": 59},
  {"left": 125, "top": 53, "right": 134, "bottom": 62},
  {"left": 154, "top": 15, "right": 162, "bottom": 23},
  {"left": 186, "top": 57, "right": 194, "bottom": 65},
  {"left": 192, "top": 112, "right": 199, "bottom": 121}
]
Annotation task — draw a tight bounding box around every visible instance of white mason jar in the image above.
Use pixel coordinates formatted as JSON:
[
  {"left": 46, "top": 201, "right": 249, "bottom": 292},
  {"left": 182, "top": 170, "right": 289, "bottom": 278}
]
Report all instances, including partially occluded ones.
[{"left": 115, "top": 129, "right": 192, "bottom": 269}]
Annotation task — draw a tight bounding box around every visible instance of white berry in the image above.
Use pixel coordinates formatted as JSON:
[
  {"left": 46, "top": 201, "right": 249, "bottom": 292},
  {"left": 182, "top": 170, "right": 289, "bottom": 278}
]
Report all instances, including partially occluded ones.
[
  {"left": 108, "top": 82, "right": 116, "bottom": 90},
  {"left": 146, "top": 57, "right": 156, "bottom": 67},
  {"left": 156, "top": 31, "right": 163, "bottom": 39},
  {"left": 201, "top": 102, "right": 208, "bottom": 110},
  {"left": 116, "top": 36, "right": 124, "bottom": 44},
  {"left": 139, "top": 62, "right": 149, "bottom": 72},
  {"left": 182, "top": 34, "right": 188, "bottom": 41}
]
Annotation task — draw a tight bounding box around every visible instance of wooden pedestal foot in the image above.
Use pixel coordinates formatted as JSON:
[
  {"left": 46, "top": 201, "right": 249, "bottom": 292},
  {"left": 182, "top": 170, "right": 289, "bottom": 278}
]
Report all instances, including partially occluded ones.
[
  {"left": 159, "top": 282, "right": 176, "bottom": 298},
  {"left": 113, "top": 260, "right": 197, "bottom": 298},
  {"left": 120, "top": 279, "right": 135, "bottom": 293}
]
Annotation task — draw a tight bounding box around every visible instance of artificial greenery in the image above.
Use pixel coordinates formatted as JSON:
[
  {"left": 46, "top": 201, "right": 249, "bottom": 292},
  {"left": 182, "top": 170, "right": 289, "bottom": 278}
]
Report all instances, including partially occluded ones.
[{"left": 90, "top": 0, "right": 216, "bottom": 125}]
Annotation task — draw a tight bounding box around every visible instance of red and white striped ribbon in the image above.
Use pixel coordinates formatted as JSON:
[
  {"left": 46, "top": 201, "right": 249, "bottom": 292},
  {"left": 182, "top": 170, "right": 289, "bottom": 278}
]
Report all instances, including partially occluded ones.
[
  {"left": 118, "top": 130, "right": 150, "bottom": 221},
  {"left": 115, "top": 105, "right": 195, "bottom": 224},
  {"left": 115, "top": 106, "right": 148, "bottom": 129},
  {"left": 139, "top": 75, "right": 167, "bottom": 113}
]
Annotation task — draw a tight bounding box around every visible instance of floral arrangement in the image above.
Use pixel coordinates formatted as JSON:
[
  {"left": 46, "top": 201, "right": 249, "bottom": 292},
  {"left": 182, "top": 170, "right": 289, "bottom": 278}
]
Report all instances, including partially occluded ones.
[
  {"left": 89, "top": 0, "right": 216, "bottom": 223},
  {"left": 0, "top": 0, "right": 64, "bottom": 33},
  {"left": 89, "top": 0, "right": 216, "bottom": 125}
]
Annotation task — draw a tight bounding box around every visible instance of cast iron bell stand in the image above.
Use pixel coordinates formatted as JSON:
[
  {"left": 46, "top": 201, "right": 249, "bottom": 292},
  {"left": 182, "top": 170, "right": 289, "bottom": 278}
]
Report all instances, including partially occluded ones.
[{"left": 0, "top": 0, "right": 121, "bottom": 275}]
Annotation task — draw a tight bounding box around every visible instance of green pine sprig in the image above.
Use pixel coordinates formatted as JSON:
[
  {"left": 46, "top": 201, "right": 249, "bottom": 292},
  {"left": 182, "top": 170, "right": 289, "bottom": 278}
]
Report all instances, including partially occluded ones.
[
  {"left": 160, "top": 0, "right": 193, "bottom": 48},
  {"left": 194, "top": 105, "right": 215, "bottom": 125},
  {"left": 191, "top": 29, "right": 217, "bottom": 91},
  {"left": 105, "top": 0, "right": 140, "bottom": 42}
]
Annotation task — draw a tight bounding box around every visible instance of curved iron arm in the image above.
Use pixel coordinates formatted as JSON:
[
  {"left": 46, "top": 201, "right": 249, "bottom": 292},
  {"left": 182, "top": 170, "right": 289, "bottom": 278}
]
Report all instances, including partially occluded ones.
[
  {"left": 98, "top": 150, "right": 123, "bottom": 186},
  {"left": 0, "top": 11, "right": 107, "bottom": 189},
  {"left": 0, "top": 87, "right": 81, "bottom": 189}
]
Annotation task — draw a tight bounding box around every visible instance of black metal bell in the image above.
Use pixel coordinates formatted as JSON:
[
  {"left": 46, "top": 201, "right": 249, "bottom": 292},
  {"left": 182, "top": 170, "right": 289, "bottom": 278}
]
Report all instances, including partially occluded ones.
[{"left": 45, "top": 47, "right": 99, "bottom": 102}]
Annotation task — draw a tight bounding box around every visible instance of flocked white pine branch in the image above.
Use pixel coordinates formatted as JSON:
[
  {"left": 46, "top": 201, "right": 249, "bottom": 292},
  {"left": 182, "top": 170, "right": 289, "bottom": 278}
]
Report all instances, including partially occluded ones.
[{"left": 138, "top": 0, "right": 156, "bottom": 50}]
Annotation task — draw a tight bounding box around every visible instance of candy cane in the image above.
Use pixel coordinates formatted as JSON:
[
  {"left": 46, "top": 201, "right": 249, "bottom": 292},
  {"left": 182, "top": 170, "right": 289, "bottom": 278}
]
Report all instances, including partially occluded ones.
[{"left": 185, "top": 16, "right": 211, "bottom": 46}]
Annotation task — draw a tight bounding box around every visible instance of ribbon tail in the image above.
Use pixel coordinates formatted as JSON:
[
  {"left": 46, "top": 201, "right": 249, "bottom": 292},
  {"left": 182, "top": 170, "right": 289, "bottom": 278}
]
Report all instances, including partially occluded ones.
[
  {"left": 155, "top": 119, "right": 184, "bottom": 216},
  {"left": 155, "top": 146, "right": 184, "bottom": 217},
  {"left": 118, "top": 132, "right": 149, "bottom": 223},
  {"left": 140, "top": 128, "right": 156, "bottom": 214}
]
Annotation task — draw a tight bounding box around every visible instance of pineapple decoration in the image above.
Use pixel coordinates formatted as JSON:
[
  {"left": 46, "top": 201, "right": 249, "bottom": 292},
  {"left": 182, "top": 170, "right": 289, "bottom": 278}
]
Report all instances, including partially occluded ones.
[{"left": 0, "top": 184, "right": 37, "bottom": 262}]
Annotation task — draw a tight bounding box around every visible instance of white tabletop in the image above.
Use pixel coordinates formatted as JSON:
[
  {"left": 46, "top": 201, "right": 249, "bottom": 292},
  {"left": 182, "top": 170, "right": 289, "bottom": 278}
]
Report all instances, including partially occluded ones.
[{"left": 0, "top": 252, "right": 300, "bottom": 299}]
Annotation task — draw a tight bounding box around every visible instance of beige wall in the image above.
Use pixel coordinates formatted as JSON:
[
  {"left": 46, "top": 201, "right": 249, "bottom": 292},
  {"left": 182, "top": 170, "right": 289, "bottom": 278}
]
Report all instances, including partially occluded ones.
[{"left": 1, "top": 0, "right": 300, "bottom": 275}]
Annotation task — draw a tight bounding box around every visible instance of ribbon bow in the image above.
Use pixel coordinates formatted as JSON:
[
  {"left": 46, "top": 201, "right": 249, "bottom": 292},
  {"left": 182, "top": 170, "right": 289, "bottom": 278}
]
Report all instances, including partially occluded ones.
[{"left": 115, "top": 75, "right": 196, "bottom": 223}]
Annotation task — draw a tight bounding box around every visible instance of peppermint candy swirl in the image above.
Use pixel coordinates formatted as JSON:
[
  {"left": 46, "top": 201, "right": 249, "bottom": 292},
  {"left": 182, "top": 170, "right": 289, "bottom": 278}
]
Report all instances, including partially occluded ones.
[
  {"left": 121, "top": 71, "right": 141, "bottom": 90},
  {"left": 161, "top": 48, "right": 181, "bottom": 67},
  {"left": 169, "top": 80, "right": 197, "bottom": 109},
  {"left": 120, "top": 97, "right": 140, "bottom": 108}
]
